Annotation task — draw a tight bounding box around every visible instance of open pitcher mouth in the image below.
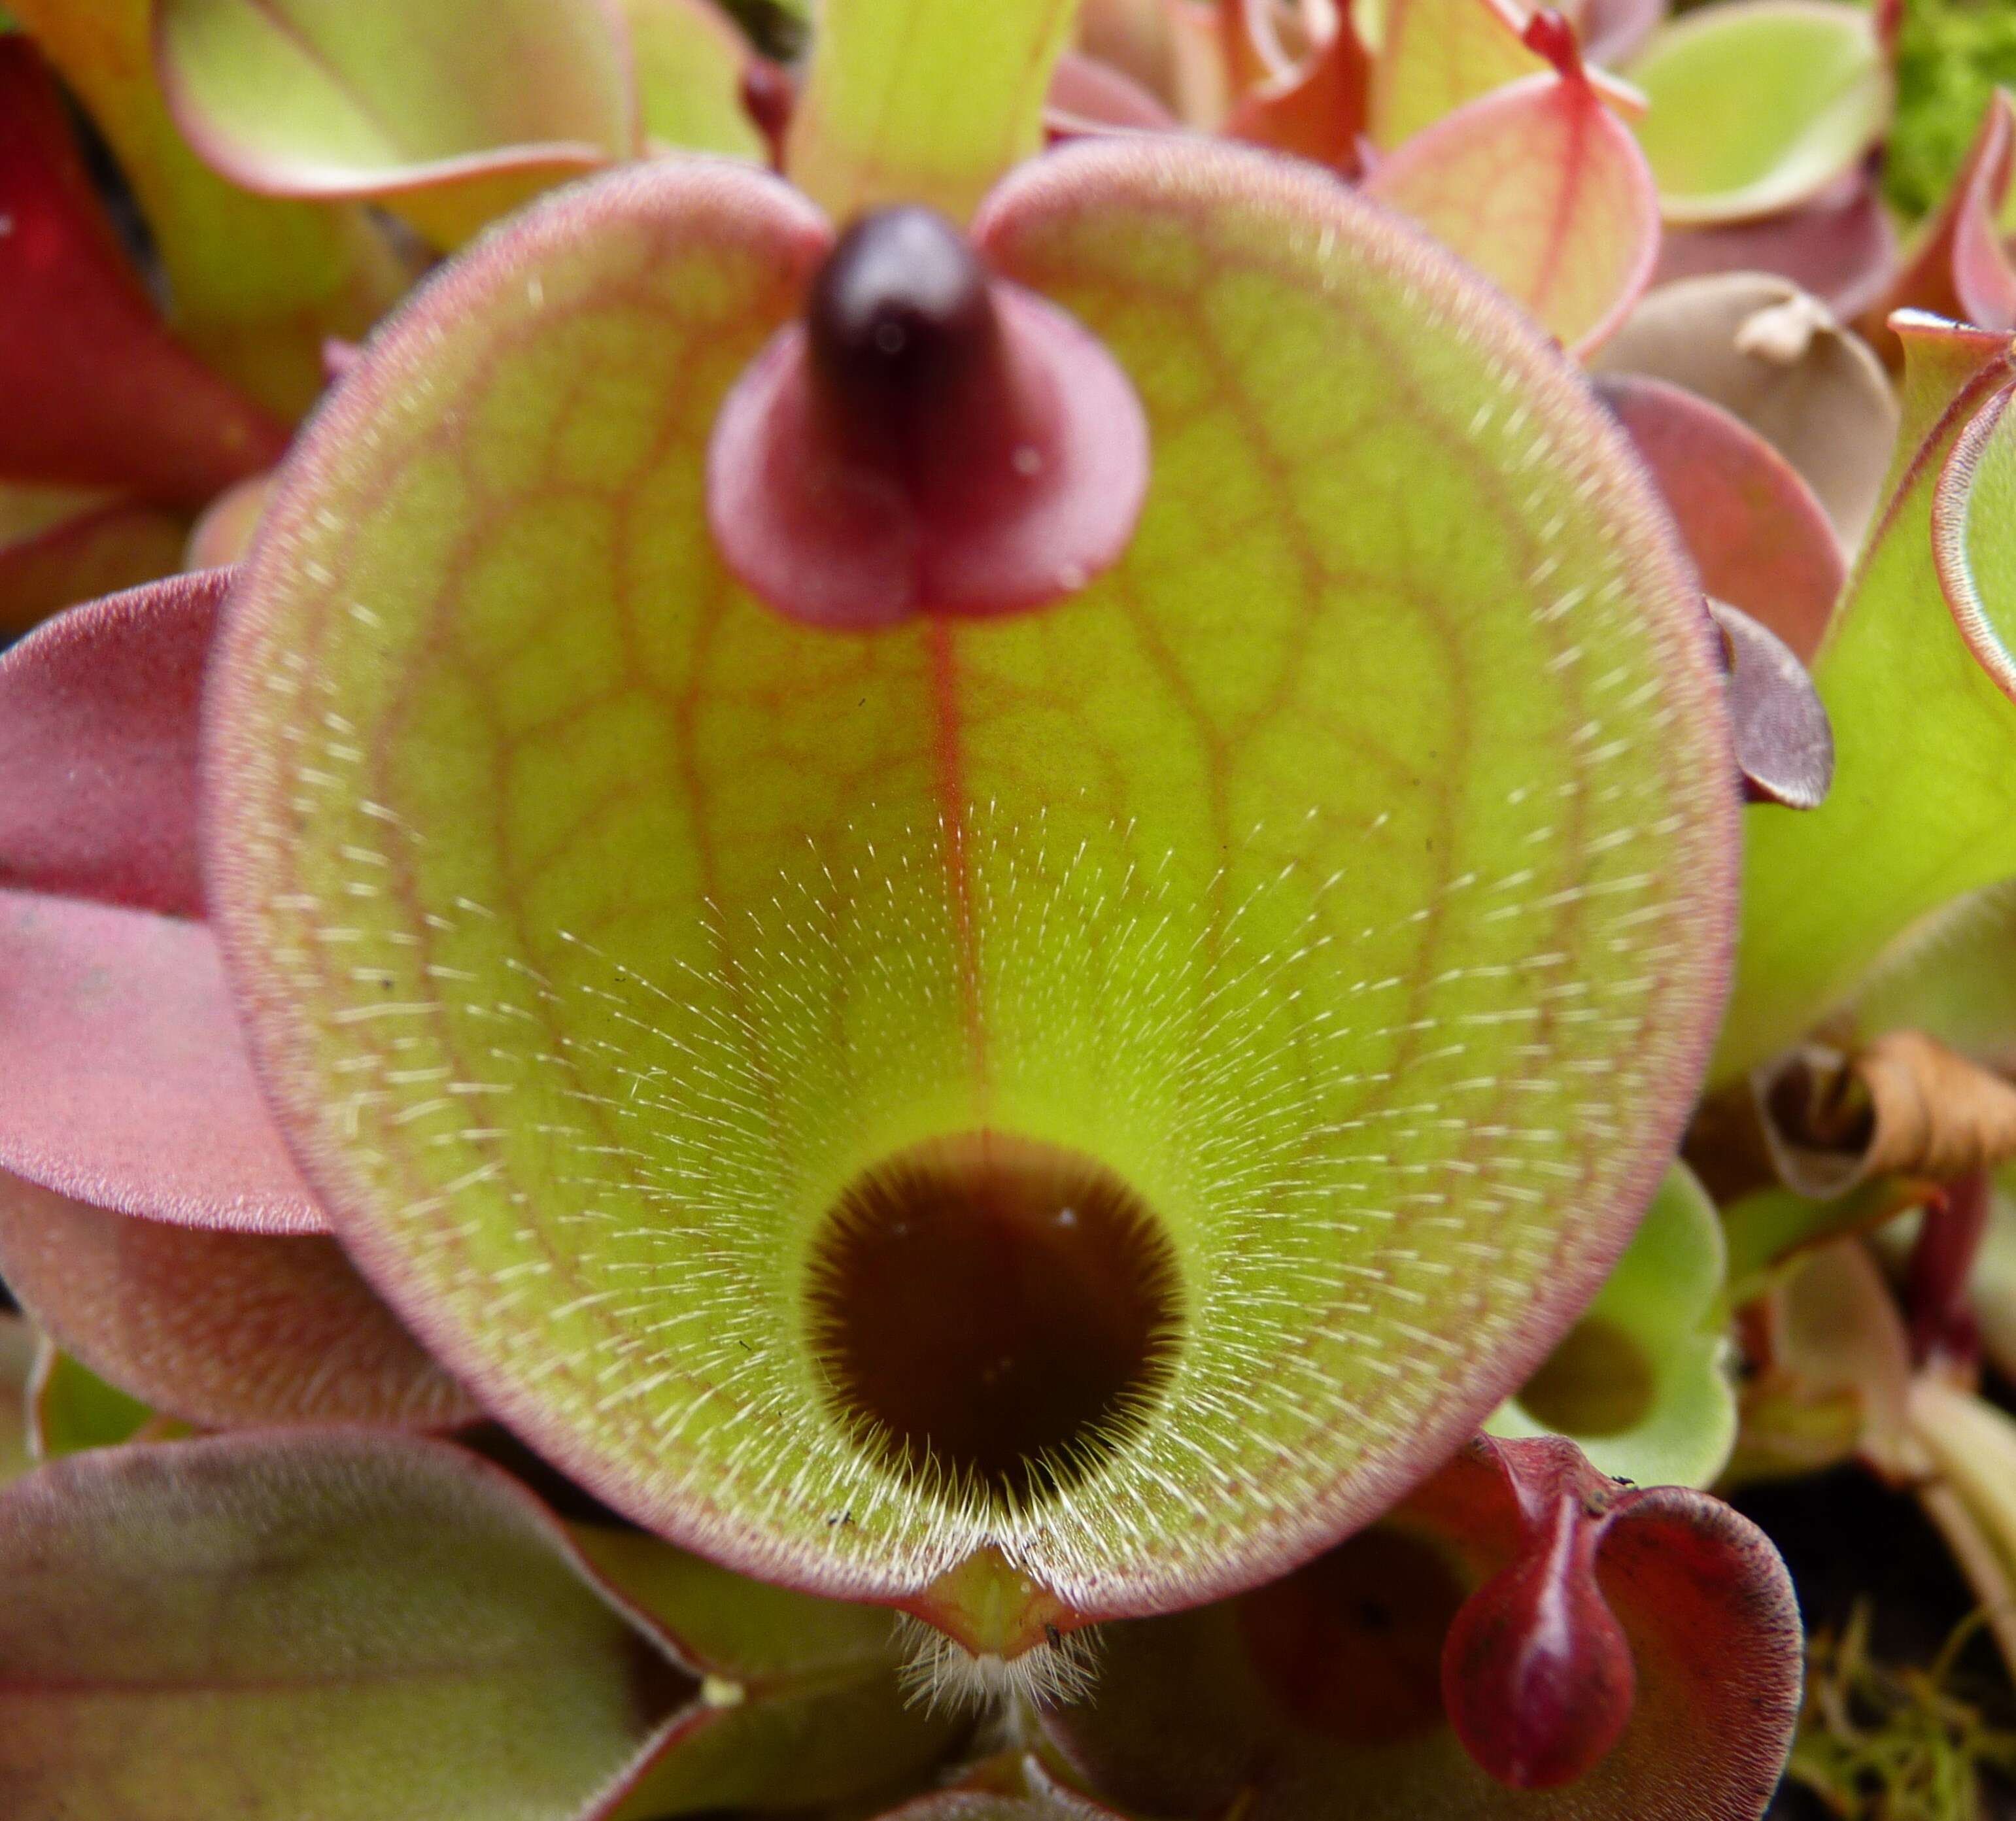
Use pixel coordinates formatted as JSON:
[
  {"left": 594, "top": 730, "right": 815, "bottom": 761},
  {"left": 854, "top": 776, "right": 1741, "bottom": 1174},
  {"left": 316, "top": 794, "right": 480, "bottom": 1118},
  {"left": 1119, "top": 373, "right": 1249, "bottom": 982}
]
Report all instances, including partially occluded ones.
[
  {"left": 205, "top": 146, "right": 1737, "bottom": 1654},
  {"left": 806, "top": 1131, "right": 1185, "bottom": 1516}
]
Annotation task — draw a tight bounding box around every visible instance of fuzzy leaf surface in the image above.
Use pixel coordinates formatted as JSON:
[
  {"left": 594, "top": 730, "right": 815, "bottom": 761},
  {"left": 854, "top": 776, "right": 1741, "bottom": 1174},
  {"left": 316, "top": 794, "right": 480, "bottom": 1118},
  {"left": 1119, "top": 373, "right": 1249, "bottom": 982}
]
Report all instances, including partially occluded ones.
[
  {"left": 0, "top": 1432, "right": 689, "bottom": 1821},
  {"left": 1038, "top": 1435, "right": 1798, "bottom": 1820},
  {"left": 156, "top": 0, "right": 637, "bottom": 248},
  {"left": 208, "top": 144, "right": 1735, "bottom": 1619},
  {"left": 1717, "top": 318, "right": 2016, "bottom": 1079},
  {"left": 0, "top": 575, "right": 318, "bottom": 1231},
  {"left": 1366, "top": 63, "right": 1660, "bottom": 354},
  {"left": 783, "top": 0, "right": 1076, "bottom": 220},
  {"left": 0, "top": 1172, "right": 471, "bottom": 1429},
  {"left": 1626, "top": 0, "right": 1890, "bottom": 224}
]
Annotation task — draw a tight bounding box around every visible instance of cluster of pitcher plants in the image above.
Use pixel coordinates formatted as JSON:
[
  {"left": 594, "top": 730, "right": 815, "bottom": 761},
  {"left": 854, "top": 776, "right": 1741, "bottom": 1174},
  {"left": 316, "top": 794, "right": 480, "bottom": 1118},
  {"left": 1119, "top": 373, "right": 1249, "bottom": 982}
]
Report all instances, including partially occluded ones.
[{"left": 9, "top": 0, "right": 2016, "bottom": 1814}]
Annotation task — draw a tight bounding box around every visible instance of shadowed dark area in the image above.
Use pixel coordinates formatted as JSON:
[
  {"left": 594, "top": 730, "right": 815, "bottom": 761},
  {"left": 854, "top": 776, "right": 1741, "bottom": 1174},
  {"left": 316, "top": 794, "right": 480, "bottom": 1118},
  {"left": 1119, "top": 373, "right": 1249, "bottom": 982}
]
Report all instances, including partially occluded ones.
[
  {"left": 806, "top": 1132, "right": 1182, "bottom": 1511},
  {"left": 1238, "top": 1527, "right": 1470, "bottom": 1745},
  {"left": 1516, "top": 1315, "right": 1656, "bottom": 1438}
]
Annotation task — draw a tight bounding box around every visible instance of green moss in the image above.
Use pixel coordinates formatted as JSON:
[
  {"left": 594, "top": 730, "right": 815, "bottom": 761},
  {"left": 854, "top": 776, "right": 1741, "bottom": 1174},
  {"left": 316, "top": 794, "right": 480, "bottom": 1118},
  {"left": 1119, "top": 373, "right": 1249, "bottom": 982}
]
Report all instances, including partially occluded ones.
[
  {"left": 1889, "top": 0, "right": 2016, "bottom": 221},
  {"left": 1788, "top": 1602, "right": 2016, "bottom": 1819}
]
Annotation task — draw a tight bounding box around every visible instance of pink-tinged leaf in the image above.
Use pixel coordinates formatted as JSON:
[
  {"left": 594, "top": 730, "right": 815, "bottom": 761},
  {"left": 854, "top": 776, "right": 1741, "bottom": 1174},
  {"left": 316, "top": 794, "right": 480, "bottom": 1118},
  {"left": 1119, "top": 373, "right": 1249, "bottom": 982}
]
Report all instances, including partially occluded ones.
[
  {"left": 0, "top": 1431, "right": 696, "bottom": 1821},
  {"left": 1039, "top": 1434, "right": 1800, "bottom": 1820},
  {"left": 0, "top": 37, "right": 290, "bottom": 506},
  {"left": 1048, "top": 51, "right": 1182, "bottom": 135},
  {"left": 1654, "top": 167, "right": 1897, "bottom": 324},
  {"left": 154, "top": 0, "right": 637, "bottom": 250},
  {"left": 0, "top": 488, "right": 186, "bottom": 639},
  {"left": 706, "top": 207, "right": 1150, "bottom": 628},
  {"left": 1075, "top": 0, "right": 1231, "bottom": 128},
  {"left": 1225, "top": 10, "right": 1371, "bottom": 171},
  {"left": 0, "top": 576, "right": 318, "bottom": 1231},
  {"left": 1705, "top": 597, "right": 1834, "bottom": 809},
  {"left": 0, "top": 571, "right": 222, "bottom": 917},
  {"left": 1598, "top": 373, "right": 1843, "bottom": 659},
  {"left": 1873, "top": 90, "right": 2016, "bottom": 348},
  {"left": 1365, "top": 45, "right": 1660, "bottom": 354},
  {"left": 207, "top": 135, "right": 1735, "bottom": 1640},
  {"left": 0, "top": 891, "right": 320, "bottom": 1230},
  {"left": 1579, "top": 0, "right": 1666, "bottom": 67},
  {"left": 0, "top": 1172, "right": 473, "bottom": 1429},
  {"left": 1594, "top": 273, "right": 1898, "bottom": 552},
  {"left": 184, "top": 472, "right": 273, "bottom": 570}
]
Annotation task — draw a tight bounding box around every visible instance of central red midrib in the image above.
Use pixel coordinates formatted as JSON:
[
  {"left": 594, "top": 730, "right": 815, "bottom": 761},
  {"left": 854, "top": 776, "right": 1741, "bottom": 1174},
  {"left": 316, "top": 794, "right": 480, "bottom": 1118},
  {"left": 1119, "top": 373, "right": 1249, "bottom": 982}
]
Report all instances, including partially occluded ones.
[{"left": 928, "top": 619, "right": 988, "bottom": 1095}]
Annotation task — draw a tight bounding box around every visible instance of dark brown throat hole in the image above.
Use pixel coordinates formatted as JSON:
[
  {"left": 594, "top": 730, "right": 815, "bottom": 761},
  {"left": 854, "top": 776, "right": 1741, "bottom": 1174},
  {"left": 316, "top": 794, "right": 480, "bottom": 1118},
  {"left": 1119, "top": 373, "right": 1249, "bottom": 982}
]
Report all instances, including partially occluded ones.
[{"left": 806, "top": 1131, "right": 1184, "bottom": 1512}]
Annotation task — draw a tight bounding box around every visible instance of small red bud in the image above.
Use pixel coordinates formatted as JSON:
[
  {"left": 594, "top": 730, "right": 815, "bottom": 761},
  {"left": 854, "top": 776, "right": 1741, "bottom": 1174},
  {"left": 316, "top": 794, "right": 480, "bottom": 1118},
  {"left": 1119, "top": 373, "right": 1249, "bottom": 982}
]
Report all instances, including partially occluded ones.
[
  {"left": 738, "top": 60, "right": 793, "bottom": 170},
  {"left": 1441, "top": 1486, "right": 1635, "bottom": 1788},
  {"left": 1521, "top": 9, "right": 1585, "bottom": 81}
]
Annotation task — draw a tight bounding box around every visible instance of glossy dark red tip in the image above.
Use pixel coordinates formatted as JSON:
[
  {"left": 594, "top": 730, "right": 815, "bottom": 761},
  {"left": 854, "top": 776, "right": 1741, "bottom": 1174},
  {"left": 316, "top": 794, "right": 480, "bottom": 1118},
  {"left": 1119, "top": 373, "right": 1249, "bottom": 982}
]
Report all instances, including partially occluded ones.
[
  {"left": 706, "top": 206, "right": 1149, "bottom": 632},
  {"left": 1442, "top": 1455, "right": 1635, "bottom": 1789}
]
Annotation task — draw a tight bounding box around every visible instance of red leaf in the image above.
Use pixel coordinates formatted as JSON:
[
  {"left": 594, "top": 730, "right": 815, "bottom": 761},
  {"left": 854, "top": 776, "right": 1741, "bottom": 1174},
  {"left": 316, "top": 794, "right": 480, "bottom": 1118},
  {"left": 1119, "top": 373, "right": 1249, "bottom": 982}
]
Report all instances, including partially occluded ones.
[
  {"left": 0, "top": 1171, "right": 471, "bottom": 1428},
  {"left": 0, "top": 889, "right": 319, "bottom": 1231},
  {"left": 1225, "top": 10, "right": 1371, "bottom": 173},
  {"left": 1599, "top": 372, "right": 1844, "bottom": 662},
  {"left": 0, "top": 38, "right": 288, "bottom": 507},
  {"left": 1654, "top": 168, "right": 1897, "bottom": 323},
  {"left": 0, "top": 572, "right": 320, "bottom": 1232},
  {"left": 0, "top": 569, "right": 220, "bottom": 917},
  {"left": 1040, "top": 1434, "right": 1800, "bottom": 1820}
]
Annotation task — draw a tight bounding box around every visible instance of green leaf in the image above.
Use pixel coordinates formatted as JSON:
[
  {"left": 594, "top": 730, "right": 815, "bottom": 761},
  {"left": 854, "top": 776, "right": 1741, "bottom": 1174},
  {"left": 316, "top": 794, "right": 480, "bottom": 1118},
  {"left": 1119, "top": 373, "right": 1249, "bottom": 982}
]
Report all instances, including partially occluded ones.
[
  {"left": 1627, "top": 0, "right": 1891, "bottom": 225},
  {"left": 0, "top": 1432, "right": 691, "bottom": 1821},
  {"left": 7, "top": 0, "right": 411, "bottom": 417},
  {"left": 1364, "top": 54, "right": 1660, "bottom": 354},
  {"left": 782, "top": 0, "right": 1076, "bottom": 222},
  {"left": 206, "top": 143, "right": 1737, "bottom": 1627},
  {"left": 572, "top": 1527, "right": 958, "bottom": 1816},
  {"left": 1369, "top": 0, "right": 1549, "bottom": 150},
  {"left": 28, "top": 1342, "right": 162, "bottom": 1457},
  {"left": 1715, "top": 318, "right": 2016, "bottom": 1081},
  {"left": 623, "top": 0, "right": 764, "bottom": 160},
  {"left": 1489, "top": 1165, "right": 1736, "bottom": 1489},
  {"left": 155, "top": 0, "right": 637, "bottom": 250}
]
